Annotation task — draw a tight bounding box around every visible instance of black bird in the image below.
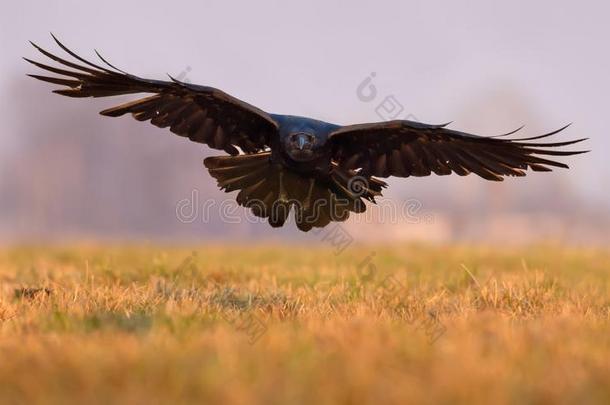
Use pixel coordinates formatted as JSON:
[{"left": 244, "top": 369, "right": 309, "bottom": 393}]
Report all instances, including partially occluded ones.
[{"left": 25, "top": 35, "right": 588, "bottom": 231}]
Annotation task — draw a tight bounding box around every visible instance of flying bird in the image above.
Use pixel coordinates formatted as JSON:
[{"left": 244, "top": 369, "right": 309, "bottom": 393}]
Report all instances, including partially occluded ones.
[{"left": 25, "top": 35, "right": 588, "bottom": 231}]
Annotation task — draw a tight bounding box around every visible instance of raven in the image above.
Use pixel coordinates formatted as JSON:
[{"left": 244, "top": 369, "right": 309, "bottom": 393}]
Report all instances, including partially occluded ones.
[{"left": 26, "top": 35, "right": 588, "bottom": 231}]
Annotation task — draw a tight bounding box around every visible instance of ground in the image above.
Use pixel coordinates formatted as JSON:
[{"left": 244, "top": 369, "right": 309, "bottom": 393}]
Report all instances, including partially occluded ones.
[{"left": 0, "top": 244, "right": 609, "bottom": 404}]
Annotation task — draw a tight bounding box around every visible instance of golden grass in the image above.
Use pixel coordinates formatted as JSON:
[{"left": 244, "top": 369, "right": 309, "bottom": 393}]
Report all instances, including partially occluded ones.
[{"left": 0, "top": 243, "right": 609, "bottom": 404}]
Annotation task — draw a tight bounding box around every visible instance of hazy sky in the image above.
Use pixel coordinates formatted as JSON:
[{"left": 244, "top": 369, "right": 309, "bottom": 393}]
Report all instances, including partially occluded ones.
[{"left": 1, "top": 0, "right": 608, "bottom": 206}]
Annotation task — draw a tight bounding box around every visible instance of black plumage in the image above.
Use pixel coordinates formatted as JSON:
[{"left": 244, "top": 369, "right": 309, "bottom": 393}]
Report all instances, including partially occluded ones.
[{"left": 25, "top": 35, "right": 589, "bottom": 231}]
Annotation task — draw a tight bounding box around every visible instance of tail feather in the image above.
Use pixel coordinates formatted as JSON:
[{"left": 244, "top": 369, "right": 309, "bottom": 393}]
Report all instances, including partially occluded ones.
[{"left": 204, "top": 153, "right": 387, "bottom": 231}]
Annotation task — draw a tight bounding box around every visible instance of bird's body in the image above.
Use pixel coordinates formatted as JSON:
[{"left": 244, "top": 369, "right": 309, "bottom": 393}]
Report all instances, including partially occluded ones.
[{"left": 26, "top": 35, "right": 589, "bottom": 231}]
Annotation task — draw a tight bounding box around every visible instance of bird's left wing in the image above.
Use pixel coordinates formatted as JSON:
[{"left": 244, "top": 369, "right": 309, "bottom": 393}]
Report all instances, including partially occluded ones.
[
  {"left": 25, "top": 35, "right": 279, "bottom": 155},
  {"left": 328, "top": 120, "right": 588, "bottom": 181}
]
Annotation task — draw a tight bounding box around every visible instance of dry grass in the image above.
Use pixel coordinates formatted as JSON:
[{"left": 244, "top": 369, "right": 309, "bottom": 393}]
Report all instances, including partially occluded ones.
[{"left": 0, "top": 243, "right": 609, "bottom": 404}]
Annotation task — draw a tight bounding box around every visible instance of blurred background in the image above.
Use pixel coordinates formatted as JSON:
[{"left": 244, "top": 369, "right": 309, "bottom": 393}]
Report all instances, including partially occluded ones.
[{"left": 1, "top": 0, "right": 608, "bottom": 244}]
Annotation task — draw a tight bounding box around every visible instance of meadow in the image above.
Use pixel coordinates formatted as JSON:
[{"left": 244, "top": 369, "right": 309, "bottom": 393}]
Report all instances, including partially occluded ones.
[{"left": 0, "top": 243, "right": 609, "bottom": 404}]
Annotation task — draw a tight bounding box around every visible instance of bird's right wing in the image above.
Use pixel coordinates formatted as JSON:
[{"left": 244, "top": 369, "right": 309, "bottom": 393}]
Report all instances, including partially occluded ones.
[
  {"left": 25, "top": 35, "right": 279, "bottom": 155},
  {"left": 329, "top": 120, "right": 588, "bottom": 181}
]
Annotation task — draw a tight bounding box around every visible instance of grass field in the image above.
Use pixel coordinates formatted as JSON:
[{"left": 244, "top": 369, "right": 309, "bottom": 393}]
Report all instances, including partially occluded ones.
[{"left": 0, "top": 243, "right": 609, "bottom": 404}]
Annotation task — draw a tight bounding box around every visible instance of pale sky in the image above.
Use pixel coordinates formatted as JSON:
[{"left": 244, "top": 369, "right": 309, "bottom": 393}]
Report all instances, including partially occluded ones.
[{"left": 1, "top": 0, "right": 608, "bottom": 209}]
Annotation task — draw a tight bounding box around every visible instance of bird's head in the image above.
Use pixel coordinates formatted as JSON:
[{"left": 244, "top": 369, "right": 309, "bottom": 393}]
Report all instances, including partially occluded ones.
[{"left": 285, "top": 132, "right": 317, "bottom": 162}]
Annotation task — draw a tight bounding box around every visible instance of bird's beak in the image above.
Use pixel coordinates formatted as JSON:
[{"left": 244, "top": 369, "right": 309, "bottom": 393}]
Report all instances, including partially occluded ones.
[{"left": 297, "top": 134, "right": 307, "bottom": 150}]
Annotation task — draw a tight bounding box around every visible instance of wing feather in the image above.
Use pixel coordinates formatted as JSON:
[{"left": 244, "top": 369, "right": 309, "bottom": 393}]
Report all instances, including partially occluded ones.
[
  {"left": 329, "top": 120, "right": 587, "bottom": 180},
  {"left": 25, "top": 36, "right": 278, "bottom": 155}
]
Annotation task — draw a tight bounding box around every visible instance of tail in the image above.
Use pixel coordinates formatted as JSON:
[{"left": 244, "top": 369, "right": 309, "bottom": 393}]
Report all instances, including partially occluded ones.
[{"left": 204, "top": 153, "right": 387, "bottom": 231}]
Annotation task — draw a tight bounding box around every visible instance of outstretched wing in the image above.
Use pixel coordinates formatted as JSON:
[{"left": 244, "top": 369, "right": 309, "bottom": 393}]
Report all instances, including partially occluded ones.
[
  {"left": 328, "top": 120, "right": 588, "bottom": 181},
  {"left": 25, "top": 35, "right": 279, "bottom": 155}
]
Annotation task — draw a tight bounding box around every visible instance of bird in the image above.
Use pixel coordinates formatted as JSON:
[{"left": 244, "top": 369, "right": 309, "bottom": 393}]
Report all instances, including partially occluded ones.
[{"left": 25, "top": 35, "right": 589, "bottom": 232}]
